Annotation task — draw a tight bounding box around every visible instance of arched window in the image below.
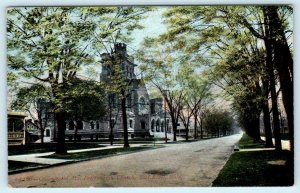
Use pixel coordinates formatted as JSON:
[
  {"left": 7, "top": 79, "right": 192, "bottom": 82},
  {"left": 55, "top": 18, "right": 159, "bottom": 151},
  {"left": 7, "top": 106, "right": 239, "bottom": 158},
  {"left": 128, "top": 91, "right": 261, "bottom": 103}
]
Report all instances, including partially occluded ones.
[
  {"left": 127, "top": 94, "right": 132, "bottom": 108},
  {"left": 166, "top": 119, "right": 170, "bottom": 133},
  {"left": 151, "top": 119, "right": 155, "bottom": 132},
  {"left": 77, "top": 121, "right": 83, "bottom": 130},
  {"left": 96, "top": 121, "right": 100, "bottom": 130},
  {"left": 69, "top": 121, "right": 74, "bottom": 130},
  {"left": 139, "top": 97, "right": 146, "bottom": 111},
  {"left": 46, "top": 129, "right": 50, "bottom": 137},
  {"left": 141, "top": 120, "right": 146, "bottom": 130},
  {"left": 156, "top": 119, "right": 161, "bottom": 132},
  {"left": 161, "top": 121, "right": 164, "bottom": 132},
  {"left": 90, "top": 122, "right": 94, "bottom": 130}
]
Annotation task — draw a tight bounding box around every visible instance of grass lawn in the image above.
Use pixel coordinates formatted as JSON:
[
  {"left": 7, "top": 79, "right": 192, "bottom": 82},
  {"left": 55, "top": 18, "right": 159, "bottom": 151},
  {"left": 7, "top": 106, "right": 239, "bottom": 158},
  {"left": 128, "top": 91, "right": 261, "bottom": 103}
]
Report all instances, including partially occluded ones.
[
  {"left": 212, "top": 134, "right": 294, "bottom": 186},
  {"left": 8, "top": 160, "right": 48, "bottom": 172},
  {"left": 8, "top": 143, "right": 106, "bottom": 156},
  {"left": 41, "top": 146, "right": 157, "bottom": 160},
  {"left": 238, "top": 134, "right": 266, "bottom": 149}
]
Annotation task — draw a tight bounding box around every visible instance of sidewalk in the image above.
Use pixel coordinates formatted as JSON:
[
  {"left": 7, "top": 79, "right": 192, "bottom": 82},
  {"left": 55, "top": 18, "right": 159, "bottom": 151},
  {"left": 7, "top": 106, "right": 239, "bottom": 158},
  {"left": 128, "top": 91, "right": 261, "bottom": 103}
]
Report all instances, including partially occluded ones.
[
  {"left": 260, "top": 137, "right": 291, "bottom": 151},
  {"left": 8, "top": 144, "right": 148, "bottom": 165},
  {"left": 8, "top": 138, "right": 187, "bottom": 174}
]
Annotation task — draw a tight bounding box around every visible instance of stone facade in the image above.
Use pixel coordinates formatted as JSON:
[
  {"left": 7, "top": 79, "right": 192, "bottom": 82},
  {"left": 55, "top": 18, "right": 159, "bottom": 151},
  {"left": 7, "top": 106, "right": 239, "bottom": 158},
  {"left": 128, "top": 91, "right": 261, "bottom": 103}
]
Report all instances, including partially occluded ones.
[{"left": 97, "top": 43, "right": 172, "bottom": 138}]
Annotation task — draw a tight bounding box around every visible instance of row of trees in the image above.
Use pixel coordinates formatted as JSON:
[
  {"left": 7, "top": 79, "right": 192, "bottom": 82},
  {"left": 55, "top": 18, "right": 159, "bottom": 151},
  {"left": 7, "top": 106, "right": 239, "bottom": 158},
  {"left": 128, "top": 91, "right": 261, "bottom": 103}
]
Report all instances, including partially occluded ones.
[
  {"left": 202, "top": 109, "right": 235, "bottom": 138},
  {"left": 159, "top": 6, "right": 293, "bottom": 152},
  {"left": 137, "top": 36, "right": 218, "bottom": 142}
]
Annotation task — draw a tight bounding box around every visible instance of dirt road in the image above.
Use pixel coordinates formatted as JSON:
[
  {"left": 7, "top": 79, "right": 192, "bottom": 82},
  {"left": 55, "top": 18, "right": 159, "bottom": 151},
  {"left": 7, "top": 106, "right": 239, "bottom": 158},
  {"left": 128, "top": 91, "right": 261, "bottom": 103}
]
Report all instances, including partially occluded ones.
[{"left": 9, "top": 133, "right": 242, "bottom": 187}]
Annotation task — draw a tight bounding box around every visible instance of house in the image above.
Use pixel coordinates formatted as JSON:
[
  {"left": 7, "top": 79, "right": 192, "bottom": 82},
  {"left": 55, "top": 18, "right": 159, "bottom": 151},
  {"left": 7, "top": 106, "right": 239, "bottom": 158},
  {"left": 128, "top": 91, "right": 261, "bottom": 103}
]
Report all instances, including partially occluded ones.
[{"left": 7, "top": 112, "right": 27, "bottom": 145}]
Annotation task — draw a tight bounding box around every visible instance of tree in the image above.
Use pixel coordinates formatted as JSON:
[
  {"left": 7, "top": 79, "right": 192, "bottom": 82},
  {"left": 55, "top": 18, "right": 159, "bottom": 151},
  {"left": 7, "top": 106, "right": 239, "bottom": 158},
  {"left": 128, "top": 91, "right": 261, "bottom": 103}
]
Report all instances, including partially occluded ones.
[
  {"left": 91, "top": 7, "right": 153, "bottom": 148},
  {"left": 137, "top": 37, "right": 187, "bottom": 142},
  {"left": 162, "top": 6, "right": 293, "bottom": 148},
  {"left": 7, "top": 7, "right": 97, "bottom": 154},
  {"left": 203, "top": 109, "right": 234, "bottom": 138},
  {"left": 64, "top": 79, "right": 106, "bottom": 143},
  {"left": 177, "top": 69, "right": 212, "bottom": 140},
  {"left": 261, "top": 6, "right": 292, "bottom": 151},
  {"left": 7, "top": 7, "right": 152, "bottom": 152},
  {"left": 247, "top": 7, "right": 293, "bottom": 151}
]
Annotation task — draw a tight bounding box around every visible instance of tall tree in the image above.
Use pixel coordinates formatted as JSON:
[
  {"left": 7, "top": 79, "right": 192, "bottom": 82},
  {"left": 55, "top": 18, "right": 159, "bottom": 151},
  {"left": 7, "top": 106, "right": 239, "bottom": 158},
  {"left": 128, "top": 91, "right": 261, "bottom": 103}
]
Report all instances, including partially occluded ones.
[
  {"left": 7, "top": 7, "right": 152, "bottom": 151},
  {"left": 177, "top": 66, "right": 212, "bottom": 140},
  {"left": 7, "top": 7, "right": 97, "bottom": 154},
  {"left": 64, "top": 79, "right": 106, "bottom": 143},
  {"left": 138, "top": 37, "right": 187, "bottom": 142}
]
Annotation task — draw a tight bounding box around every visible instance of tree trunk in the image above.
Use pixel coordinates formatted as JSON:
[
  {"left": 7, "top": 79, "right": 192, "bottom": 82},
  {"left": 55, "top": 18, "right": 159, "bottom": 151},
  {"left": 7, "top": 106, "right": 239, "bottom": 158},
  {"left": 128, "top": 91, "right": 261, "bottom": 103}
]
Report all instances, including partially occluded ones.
[
  {"left": 185, "top": 122, "right": 189, "bottom": 141},
  {"left": 263, "top": 6, "right": 293, "bottom": 153},
  {"left": 109, "top": 111, "right": 114, "bottom": 146},
  {"left": 200, "top": 118, "right": 203, "bottom": 139},
  {"left": 74, "top": 120, "right": 78, "bottom": 144},
  {"left": 244, "top": 110, "right": 261, "bottom": 140},
  {"left": 194, "top": 114, "right": 198, "bottom": 139},
  {"left": 262, "top": 33, "right": 274, "bottom": 148},
  {"left": 55, "top": 111, "right": 67, "bottom": 154},
  {"left": 40, "top": 129, "right": 44, "bottom": 144},
  {"left": 262, "top": 103, "right": 274, "bottom": 147},
  {"left": 171, "top": 118, "right": 177, "bottom": 142},
  {"left": 173, "top": 128, "right": 177, "bottom": 141},
  {"left": 121, "top": 90, "right": 130, "bottom": 148},
  {"left": 269, "top": 61, "right": 282, "bottom": 151}
]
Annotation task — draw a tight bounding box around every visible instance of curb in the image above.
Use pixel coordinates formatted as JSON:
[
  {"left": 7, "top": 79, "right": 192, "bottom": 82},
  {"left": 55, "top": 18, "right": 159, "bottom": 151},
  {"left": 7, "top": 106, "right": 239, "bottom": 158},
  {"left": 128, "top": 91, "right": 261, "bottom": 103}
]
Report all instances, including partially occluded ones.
[{"left": 8, "top": 160, "right": 75, "bottom": 175}]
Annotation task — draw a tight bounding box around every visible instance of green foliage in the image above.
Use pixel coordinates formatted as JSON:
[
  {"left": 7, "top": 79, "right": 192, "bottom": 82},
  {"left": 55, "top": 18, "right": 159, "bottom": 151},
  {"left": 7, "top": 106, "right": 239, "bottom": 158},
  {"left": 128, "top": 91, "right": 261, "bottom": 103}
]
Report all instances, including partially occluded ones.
[
  {"left": 161, "top": 6, "right": 292, "bottom": 138},
  {"left": 7, "top": 6, "right": 153, "bottom": 112},
  {"left": 11, "top": 84, "right": 50, "bottom": 112},
  {"left": 203, "top": 109, "right": 234, "bottom": 135},
  {"left": 7, "top": 6, "right": 153, "bottom": 150},
  {"left": 64, "top": 79, "right": 106, "bottom": 121}
]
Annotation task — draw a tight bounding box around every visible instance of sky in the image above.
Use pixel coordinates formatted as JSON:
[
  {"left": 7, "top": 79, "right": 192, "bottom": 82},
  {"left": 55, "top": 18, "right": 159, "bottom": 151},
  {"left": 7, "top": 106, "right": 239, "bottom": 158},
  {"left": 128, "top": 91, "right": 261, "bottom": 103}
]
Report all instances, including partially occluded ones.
[{"left": 129, "top": 7, "right": 167, "bottom": 52}]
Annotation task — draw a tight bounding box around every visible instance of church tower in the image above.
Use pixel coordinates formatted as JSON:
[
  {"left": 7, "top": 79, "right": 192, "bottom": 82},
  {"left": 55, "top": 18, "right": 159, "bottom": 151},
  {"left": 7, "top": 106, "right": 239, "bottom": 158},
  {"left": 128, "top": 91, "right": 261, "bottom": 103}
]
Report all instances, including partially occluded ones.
[{"left": 100, "top": 43, "right": 136, "bottom": 82}]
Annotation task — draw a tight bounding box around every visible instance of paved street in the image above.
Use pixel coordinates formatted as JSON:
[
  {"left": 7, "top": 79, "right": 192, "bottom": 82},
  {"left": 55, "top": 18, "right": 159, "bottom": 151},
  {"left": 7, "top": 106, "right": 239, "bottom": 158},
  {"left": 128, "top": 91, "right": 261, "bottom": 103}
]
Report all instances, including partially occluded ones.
[{"left": 8, "top": 133, "right": 242, "bottom": 187}]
